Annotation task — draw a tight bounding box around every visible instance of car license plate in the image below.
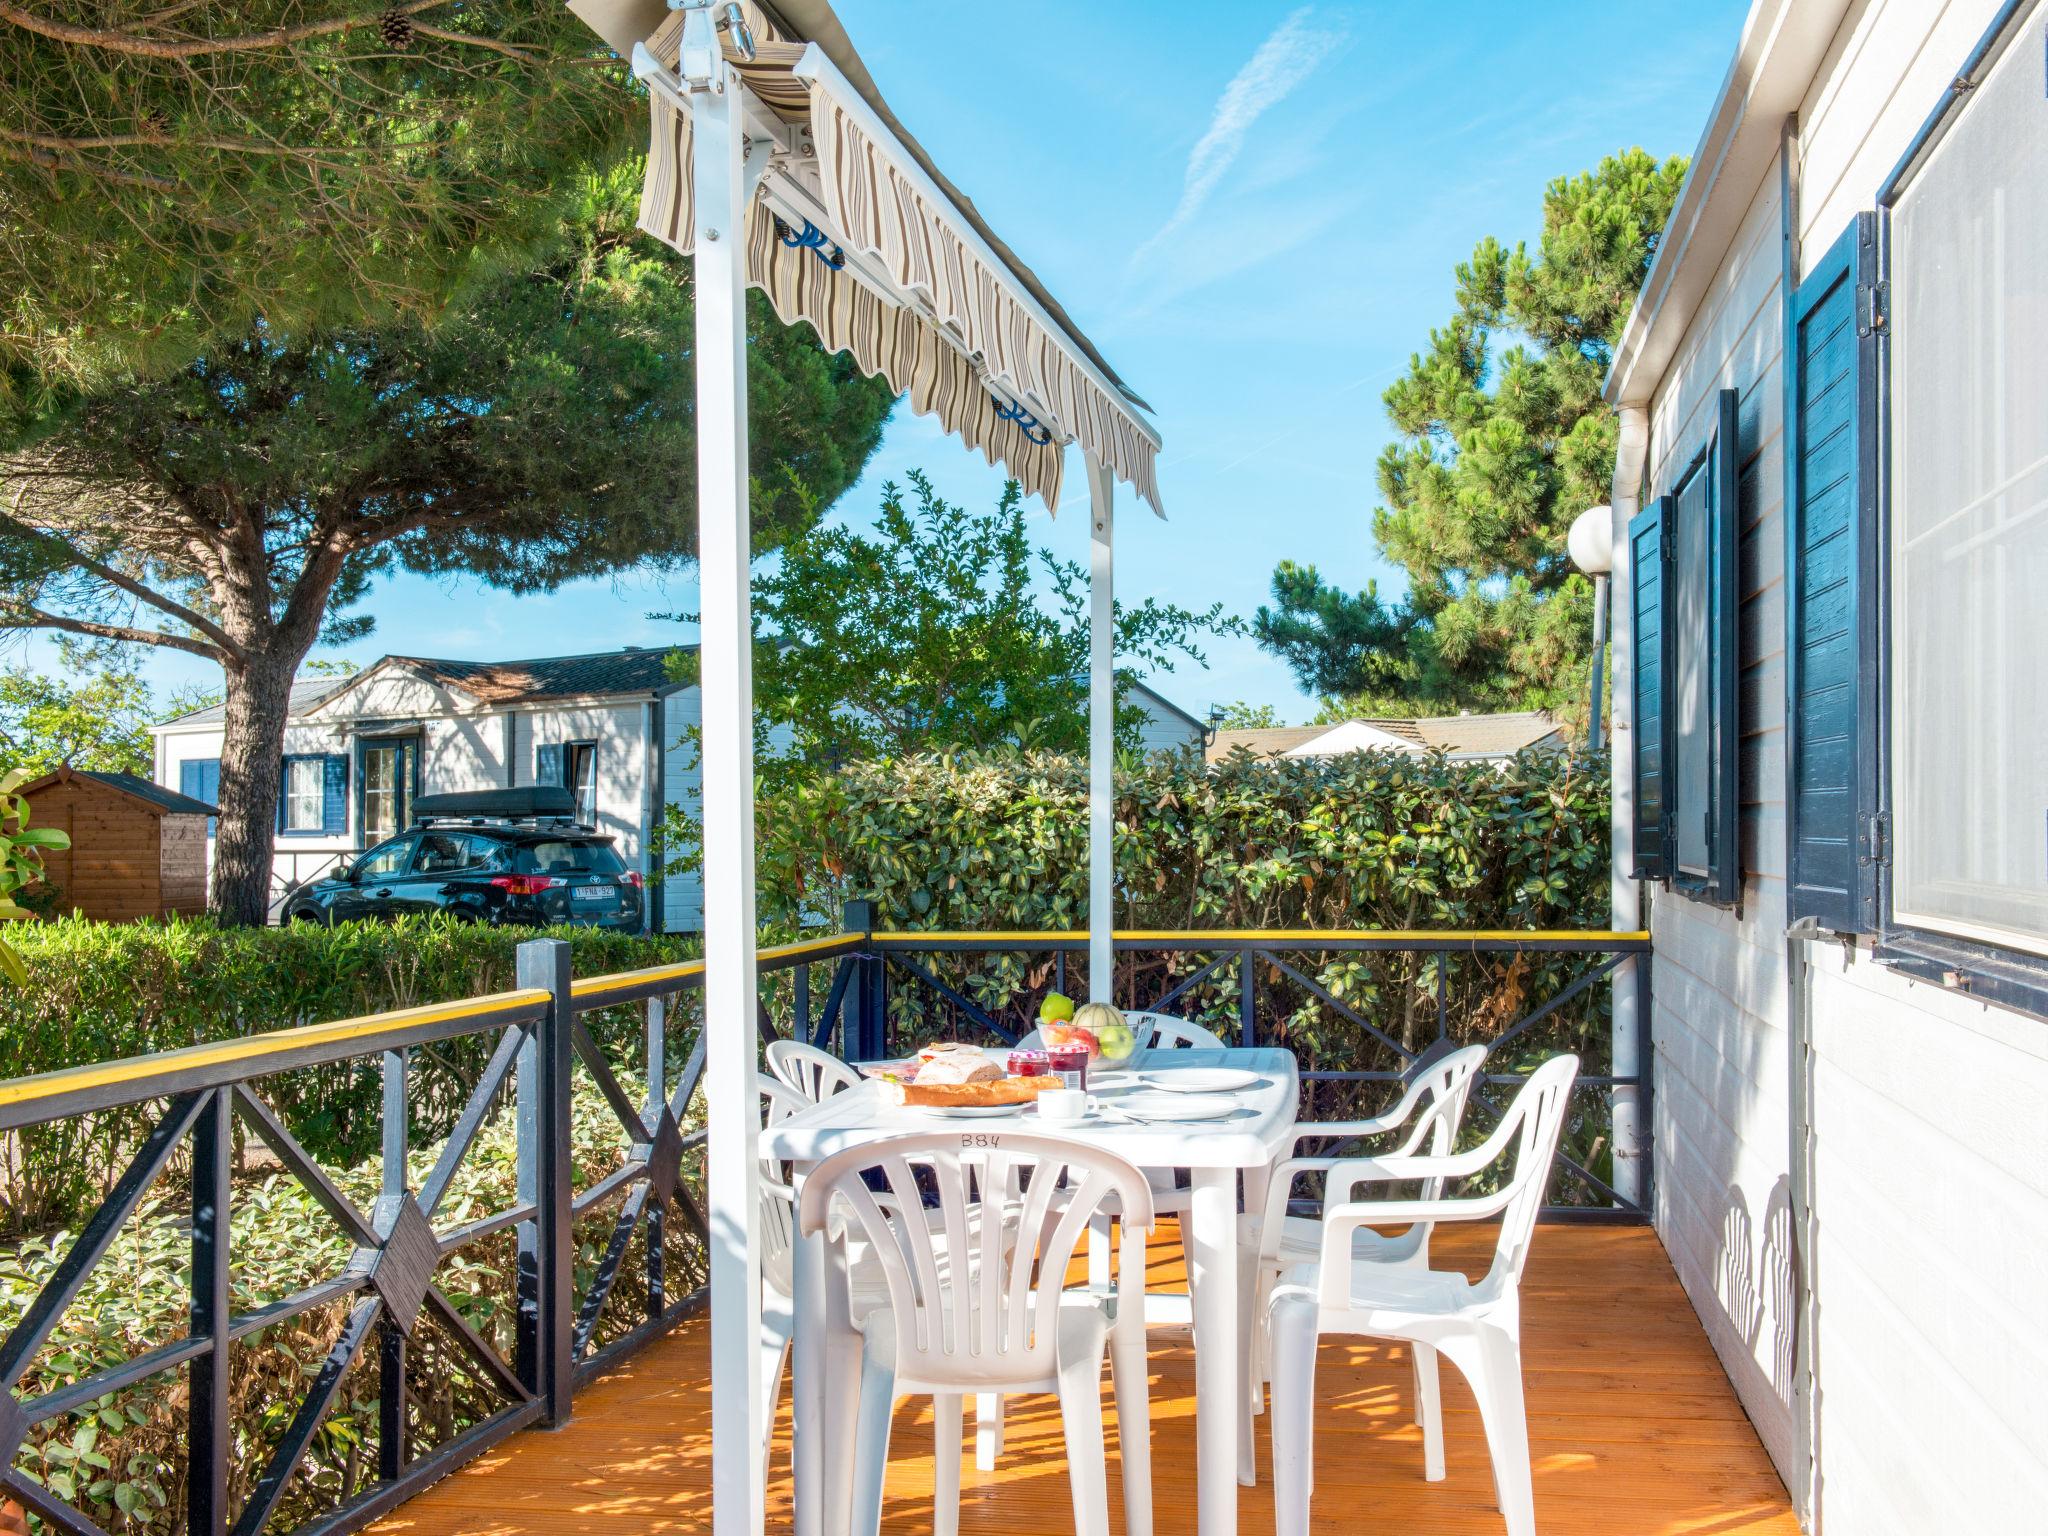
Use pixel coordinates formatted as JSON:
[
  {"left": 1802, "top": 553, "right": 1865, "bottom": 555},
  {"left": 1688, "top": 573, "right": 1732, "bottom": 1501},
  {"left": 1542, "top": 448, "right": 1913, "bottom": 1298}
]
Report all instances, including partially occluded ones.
[{"left": 571, "top": 884, "right": 616, "bottom": 904}]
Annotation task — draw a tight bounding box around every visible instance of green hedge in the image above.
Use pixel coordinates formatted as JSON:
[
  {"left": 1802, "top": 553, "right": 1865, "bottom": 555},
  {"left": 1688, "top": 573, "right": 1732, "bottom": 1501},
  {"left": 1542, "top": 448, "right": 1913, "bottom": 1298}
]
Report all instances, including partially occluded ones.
[
  {"left": 750, "top": 746, "right": 1616, "bottom": 1196},
  {"left": 0, "top": 916, "right": 697, "bottom": 1233}
]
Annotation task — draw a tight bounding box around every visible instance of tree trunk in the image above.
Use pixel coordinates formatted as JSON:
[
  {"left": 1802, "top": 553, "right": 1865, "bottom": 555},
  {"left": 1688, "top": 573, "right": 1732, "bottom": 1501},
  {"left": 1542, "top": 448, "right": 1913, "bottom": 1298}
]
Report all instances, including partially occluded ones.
[{"left": 210, "top": 651, "right": 300, "bottom": 927}]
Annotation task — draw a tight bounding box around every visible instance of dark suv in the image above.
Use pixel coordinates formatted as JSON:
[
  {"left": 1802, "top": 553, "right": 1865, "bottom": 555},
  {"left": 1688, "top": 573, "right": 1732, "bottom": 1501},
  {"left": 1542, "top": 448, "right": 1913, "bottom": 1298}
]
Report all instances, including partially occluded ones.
[{"left": 284, "top": 788, "right": 645, "bottom": 930}]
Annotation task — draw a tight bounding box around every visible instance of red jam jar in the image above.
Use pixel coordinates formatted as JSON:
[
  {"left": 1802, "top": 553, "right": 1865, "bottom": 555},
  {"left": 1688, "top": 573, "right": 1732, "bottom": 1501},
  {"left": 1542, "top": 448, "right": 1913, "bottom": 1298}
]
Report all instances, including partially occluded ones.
[
  {"left": 1045, "top": 1042, "right": 1090, "bottom": 1090},
  {"left": 1007, "top": 1048, "right": 1051, "bottom": 1078}
]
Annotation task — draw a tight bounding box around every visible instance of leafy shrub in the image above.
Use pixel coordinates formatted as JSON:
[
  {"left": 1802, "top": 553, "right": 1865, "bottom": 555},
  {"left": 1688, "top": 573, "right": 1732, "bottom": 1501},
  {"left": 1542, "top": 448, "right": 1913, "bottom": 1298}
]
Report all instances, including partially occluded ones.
[
  {"left": 0, "top": 916, "right": 697, "bottom": 1234},
  {"left": 751, "top": 745, "right": 1617, "bottom": 1198}
]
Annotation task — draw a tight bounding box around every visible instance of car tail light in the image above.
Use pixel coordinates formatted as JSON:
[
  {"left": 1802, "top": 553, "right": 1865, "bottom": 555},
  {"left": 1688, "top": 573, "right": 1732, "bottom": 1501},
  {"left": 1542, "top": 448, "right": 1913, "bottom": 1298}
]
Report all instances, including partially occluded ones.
[
  {"left": 623, "top": 871, "right": 645, "bottom": 889},
  {"left": 490, "top": 875, "right": 557, "bottom": 896}
]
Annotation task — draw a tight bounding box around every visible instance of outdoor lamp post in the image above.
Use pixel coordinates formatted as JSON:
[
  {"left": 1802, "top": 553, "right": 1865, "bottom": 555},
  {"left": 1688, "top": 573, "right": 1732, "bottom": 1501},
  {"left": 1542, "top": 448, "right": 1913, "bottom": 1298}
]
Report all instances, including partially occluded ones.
[{"left": 1567, "top": 506, "right": 1615, "bottom": 749}]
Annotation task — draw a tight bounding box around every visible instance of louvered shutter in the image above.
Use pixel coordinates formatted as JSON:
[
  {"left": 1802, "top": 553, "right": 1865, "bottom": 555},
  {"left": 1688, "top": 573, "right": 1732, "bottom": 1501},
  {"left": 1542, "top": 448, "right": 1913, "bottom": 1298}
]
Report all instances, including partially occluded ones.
[
  {"left": 322, "top": 756, "right": 349, "bottom": 834},
  {"left": 1785, "top": 215, "right": 1881, "bottom": 932},
  {"left": 1629, "top": 495, "right": 1675, "bottom": 879}
]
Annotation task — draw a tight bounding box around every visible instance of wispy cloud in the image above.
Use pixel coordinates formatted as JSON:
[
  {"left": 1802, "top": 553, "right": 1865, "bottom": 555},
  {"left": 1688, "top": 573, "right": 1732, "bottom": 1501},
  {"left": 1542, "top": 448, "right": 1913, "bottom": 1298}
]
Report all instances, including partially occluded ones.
[{"left": 1128, "top": 7, "right": 1347, "bottom": 273}]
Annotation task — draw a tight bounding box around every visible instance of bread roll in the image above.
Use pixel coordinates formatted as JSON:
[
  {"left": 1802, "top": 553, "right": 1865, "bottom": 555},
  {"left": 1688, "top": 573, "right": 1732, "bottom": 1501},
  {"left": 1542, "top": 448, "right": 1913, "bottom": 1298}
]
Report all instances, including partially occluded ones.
[{"left": 911, "top": 1051, "right": 1001, "bottom": 1086}]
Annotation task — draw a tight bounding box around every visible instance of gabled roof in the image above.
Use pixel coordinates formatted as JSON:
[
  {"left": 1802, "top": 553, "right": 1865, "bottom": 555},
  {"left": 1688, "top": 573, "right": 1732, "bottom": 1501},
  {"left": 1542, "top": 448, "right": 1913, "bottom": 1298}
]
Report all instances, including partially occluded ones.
[
  {"left": 157, "top": 675, "right": 351, "bottom": 729},
  {"left": 1206, "top": 712, "right": 1565, "bottom": 764},
  {"left": 18, "top": 766, "right": 216, "bottom": 816},
  {"left": 331, "top": 647, "right": 692, "bottom": 708}
]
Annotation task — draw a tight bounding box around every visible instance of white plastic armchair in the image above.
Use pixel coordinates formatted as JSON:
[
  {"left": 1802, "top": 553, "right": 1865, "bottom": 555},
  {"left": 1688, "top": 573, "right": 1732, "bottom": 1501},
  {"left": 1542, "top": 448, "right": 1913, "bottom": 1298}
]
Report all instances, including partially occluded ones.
[
  {"left": 1237, "top": 1043, "right": 1485, "bottom": 1476},
  {"left": 766, "top": 1037, "right": 865, "bottom": 1102},
  {"left": 1266, "top": 1054, "right": 1581, "bottom": 1536},
  {"left": 797, "top": 1131, "right": 1157, "bottom": 1536}
]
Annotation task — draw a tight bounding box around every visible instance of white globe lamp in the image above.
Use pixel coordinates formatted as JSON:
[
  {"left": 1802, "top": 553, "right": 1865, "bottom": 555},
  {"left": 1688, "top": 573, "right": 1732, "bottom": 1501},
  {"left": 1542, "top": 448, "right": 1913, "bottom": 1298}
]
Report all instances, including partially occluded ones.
[{"left": 1567, "top": 506, "right": 1614, "bottom": 745}]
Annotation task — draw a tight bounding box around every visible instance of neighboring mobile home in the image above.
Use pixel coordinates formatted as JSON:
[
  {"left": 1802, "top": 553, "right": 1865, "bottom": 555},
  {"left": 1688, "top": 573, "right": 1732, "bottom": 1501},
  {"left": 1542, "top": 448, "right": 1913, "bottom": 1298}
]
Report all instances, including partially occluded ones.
[
  {"left": 1206, "top": 710, "right": 1564, "bottom": 765},
  {"left": 149, "top": 648, "right": 1208, "bottom": 930},
  {"left": 1606, "top": 0, "right": 2048, "bottom": 1527}
]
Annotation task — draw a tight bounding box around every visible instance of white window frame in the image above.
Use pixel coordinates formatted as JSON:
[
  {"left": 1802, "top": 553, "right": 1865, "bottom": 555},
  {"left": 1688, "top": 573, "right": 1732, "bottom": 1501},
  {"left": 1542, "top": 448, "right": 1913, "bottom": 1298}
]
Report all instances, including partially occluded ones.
[
  {"left": 284, "top": 758, "right": 324, "bottom": 834},
  {"left": 1881, "top": 0, "right": 2048, "bottom": 965}
]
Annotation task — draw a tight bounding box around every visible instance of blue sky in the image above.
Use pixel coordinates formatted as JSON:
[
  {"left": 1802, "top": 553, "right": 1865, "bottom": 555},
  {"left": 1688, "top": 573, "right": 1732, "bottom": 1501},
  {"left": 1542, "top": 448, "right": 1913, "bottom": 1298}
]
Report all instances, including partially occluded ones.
[{"left": 73, "top": 0, "right": 1749, "bottom": 724}]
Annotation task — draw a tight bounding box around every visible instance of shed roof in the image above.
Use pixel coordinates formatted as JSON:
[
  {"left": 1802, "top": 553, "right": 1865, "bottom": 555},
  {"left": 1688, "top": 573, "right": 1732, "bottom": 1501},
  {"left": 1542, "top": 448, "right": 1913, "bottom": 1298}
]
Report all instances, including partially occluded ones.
[{"left": 19, "top": 767, "right": 217, "bottom": 816}]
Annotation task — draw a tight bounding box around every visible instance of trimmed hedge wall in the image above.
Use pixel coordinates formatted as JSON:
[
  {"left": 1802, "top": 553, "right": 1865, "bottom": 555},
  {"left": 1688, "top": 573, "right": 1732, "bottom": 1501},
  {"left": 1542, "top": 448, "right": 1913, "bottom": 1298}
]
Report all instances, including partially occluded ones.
[{"left": 0, "top": 916, "right": 695, "bottom": 1233}]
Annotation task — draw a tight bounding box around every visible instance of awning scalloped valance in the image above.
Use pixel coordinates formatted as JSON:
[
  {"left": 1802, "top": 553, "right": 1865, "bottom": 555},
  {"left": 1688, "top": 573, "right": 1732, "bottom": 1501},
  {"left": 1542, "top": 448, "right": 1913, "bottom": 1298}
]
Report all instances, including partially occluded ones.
[{"left": 630, "top": 9, "right": 1162, "bottom": 516}]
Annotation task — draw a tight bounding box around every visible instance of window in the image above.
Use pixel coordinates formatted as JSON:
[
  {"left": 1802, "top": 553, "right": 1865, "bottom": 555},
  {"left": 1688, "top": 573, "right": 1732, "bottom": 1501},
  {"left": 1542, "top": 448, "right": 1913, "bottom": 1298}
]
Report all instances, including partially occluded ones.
[
  {"left": 277, "top": 754, "right": 347, "bottom": 837},
  {"left": 355, "top": 837, "right": 415, "bottom": 882},
  {"left": 568, "top": 742, "right": 598, "bottom": 827},
  {"left": 1886, "top": 7, "right": 2048, "bottom": 959},
  {"left": 536, "top": 739, "right": 599, "bottom": 826},
  {"left": 413, "top": 832, "right": 502, "bottom": 874},
  {"left": 514, "top": 840, "right": 626, "bottom": 877},
  {"left": 1630, "top": 389, "right": 1740, "bottom": 904},
  {"left": 361, "top": 737, "right": 417, "bottom": 841},
  {"left": 284, "top": 759, "right": 322, "bottom": 832}
]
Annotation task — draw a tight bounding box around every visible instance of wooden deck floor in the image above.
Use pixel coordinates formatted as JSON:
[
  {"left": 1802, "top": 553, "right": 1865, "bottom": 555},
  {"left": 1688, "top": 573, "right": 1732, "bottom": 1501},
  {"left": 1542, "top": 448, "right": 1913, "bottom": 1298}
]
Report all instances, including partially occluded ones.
[{"left": 369, "top": 1223, "right": 1798, "bottom": 1536}]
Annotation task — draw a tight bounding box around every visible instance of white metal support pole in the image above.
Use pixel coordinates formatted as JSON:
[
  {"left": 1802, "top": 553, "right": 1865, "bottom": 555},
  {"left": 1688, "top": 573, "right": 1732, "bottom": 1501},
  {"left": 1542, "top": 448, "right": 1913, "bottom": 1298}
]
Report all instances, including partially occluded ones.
[
  {"left": 1087, "top": 454, "right": 1115, "bottom": 1002},
  {"left": 690, "top": 30, "right": 765, "bottom": 1536},
  {"left": 1609, "top": 405, "right": 1650, "bottom": 1210}
]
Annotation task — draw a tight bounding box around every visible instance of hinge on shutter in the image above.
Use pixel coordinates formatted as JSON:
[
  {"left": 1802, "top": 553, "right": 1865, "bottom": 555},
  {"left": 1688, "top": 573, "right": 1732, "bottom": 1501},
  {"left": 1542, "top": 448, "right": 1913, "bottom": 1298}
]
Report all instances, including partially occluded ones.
[
  {"left": 1862, "top": 812, "right": 1890, "bottom": 867},
  {"left": 1857, "top": 279, "right": 1888, "bottom": 337}
]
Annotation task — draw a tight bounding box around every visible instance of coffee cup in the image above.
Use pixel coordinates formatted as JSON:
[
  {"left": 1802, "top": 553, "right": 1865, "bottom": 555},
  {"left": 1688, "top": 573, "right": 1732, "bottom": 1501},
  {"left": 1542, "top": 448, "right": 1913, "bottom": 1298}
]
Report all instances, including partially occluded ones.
[{"left": 1037, "top": 1087, "right": 1089, "bottom": 1123}]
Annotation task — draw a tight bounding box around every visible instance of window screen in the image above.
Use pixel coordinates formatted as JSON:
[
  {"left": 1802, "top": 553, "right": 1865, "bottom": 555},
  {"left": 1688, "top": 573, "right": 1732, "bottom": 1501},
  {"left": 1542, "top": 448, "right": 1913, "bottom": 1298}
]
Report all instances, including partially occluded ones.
[{"left": 1890, "top": 18, "right": 2048, "bottom": 955}]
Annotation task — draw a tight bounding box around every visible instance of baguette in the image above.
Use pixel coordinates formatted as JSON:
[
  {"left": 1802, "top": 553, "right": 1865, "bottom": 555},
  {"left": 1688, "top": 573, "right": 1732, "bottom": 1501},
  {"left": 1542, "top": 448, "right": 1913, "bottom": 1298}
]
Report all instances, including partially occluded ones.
[{"left": 878, "top": 1074, "right": 1063, "bottom": 1108}]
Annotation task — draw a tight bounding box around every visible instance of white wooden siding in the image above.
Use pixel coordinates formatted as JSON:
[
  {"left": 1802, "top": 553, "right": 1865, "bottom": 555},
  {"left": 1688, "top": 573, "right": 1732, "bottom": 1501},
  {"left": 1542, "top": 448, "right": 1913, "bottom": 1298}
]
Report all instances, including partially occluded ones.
[
  {"left": 1129, "top": 687, "right": 1204, "bottom": 757},
  {"left": 1633, "top": 0, "right": 2048, "bottom": 1525}
]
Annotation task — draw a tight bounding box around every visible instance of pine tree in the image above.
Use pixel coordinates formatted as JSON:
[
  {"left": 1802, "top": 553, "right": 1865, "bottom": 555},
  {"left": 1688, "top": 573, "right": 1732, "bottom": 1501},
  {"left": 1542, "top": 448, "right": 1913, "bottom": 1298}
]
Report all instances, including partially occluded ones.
[
  {"left": 0, "top": 175, "right": 896, "bottom": 924},
  {"left": 1255, "top": 149, "right": 1687, "bottom": 723}
]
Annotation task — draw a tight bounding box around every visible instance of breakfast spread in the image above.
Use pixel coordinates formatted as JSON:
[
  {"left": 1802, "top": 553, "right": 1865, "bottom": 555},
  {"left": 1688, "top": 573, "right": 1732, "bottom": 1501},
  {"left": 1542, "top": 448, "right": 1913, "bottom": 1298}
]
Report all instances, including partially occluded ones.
[{"left": 872, "top": 1043, "right": 1063, "bottom": 1108}]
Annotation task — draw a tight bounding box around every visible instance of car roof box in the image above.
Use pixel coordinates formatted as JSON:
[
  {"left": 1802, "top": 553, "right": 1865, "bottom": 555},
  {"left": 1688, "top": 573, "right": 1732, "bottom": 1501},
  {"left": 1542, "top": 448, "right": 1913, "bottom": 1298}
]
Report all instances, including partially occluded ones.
[{"left": 412, "top": 787, "right": 578, "bottom": 823}]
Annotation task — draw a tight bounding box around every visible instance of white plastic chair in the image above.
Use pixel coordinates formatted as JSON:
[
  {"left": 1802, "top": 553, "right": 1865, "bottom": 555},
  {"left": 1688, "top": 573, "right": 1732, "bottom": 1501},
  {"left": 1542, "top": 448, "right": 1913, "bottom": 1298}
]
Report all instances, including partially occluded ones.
[
  {"left": 767, "top": 1037, "right": 865, "bottom": 1102},
  {"left": 797, "top": 1130, "right": 1157, "bottom": 1536},
  {"left": 1266, "top": 1054, "right": 1581, "bottom": 1536},
  {"left": 1237, "top": 1043, "right": 1488, "bottom": 1470}
]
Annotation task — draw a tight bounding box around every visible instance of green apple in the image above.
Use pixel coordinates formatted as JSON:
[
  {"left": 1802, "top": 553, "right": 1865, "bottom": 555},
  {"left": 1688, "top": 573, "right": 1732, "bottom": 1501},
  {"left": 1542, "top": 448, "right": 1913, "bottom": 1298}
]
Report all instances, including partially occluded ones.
[{"left": 1039, "top": 990, "right": 1076, "bottom": 1024}]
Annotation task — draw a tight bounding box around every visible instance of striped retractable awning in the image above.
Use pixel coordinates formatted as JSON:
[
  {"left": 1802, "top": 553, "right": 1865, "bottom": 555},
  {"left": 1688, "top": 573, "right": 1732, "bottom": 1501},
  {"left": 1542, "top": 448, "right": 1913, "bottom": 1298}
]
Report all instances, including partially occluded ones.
[{"left": 579, "top": 0, "right": 1163, "bottom": 516}]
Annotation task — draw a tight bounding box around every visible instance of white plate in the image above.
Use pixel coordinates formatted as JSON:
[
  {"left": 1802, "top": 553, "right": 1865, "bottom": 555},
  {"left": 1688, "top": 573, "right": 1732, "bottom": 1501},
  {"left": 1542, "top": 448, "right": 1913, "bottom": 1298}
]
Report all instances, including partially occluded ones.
[
  {"left": 1086, "top": 1069, "right": 1139, "bottom": 1090},
  {"left": 917, "top": 1102, "right": 1023, "bottom": 1119},
  {"left": 1111, "top": 1093, "right": 1241, "bottom": 1123},
  {"left": 1140, "top": 1067, "right": 1261, "bottom": 1094}
]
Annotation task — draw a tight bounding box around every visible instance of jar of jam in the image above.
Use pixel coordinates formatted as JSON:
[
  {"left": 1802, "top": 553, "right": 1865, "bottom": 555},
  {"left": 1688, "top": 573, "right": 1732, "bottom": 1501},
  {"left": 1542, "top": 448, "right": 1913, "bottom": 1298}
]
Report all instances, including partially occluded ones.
[
  {"left": 1045, "top": 1042, "right": 1090, "bottom": 1090},
  {"left": 1006, "top": 1048, "right": 1051, "bottom": 1078}
]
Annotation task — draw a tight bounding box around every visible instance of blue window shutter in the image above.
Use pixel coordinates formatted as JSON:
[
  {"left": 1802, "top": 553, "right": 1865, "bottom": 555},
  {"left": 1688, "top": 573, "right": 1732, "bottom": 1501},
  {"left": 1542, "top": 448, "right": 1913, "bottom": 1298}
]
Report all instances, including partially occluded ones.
[
  {"left": 181, "top": 759, "right": 220, "bottom": 835},
  {"left": 1710, "top": 387, "right": 1742, "bottom": 908},
  {"left": 322, "top": 755, "right": 349, "bottom": 834},
  {"left": 1784, "top": 214, "right": 1881, "bottom": 932},
  {"left": 276, "top": 758, "right": 290, "bottom": 832},
  {"left": 536, "top": 742, "right": 565, "bottom": 787},
  {"left": 1629, "top": 495, "right": 1675, "bottom": 880}
]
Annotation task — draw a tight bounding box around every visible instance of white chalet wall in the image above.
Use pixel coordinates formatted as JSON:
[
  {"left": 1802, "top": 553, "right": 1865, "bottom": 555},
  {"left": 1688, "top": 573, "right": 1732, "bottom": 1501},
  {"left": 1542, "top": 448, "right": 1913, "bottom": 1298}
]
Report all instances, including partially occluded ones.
[{"left": 1633, "top": 0, "right": 2048, "bottom": 1525}]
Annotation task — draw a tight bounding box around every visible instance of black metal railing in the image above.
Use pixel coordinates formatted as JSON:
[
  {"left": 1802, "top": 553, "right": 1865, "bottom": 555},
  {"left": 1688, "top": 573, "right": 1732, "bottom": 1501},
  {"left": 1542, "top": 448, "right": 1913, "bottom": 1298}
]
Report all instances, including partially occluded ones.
[
  {"left": 0, "top": 932, "right": 859, "bottom": 1536},
  {"left": 0, "top": 914, "right": 1642, "bottom": 1536},
  {"left": 808, "top": 903, "right": 1653, "bottom": 1221}
]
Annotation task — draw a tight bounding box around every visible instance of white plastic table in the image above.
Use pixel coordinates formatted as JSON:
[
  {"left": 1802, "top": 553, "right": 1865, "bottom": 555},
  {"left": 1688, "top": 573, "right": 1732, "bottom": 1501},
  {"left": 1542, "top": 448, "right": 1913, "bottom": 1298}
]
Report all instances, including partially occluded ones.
[{"left": 762, "top": 1046, "right": 1300, "bottom": 1536}]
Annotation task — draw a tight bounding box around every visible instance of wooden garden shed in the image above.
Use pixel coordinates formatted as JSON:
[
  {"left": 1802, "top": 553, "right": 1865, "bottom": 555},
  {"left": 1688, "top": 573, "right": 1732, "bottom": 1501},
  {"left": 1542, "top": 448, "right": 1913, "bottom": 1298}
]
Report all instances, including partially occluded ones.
[{"left": 18, "top": 767, "right": 214, "bottom": 921}]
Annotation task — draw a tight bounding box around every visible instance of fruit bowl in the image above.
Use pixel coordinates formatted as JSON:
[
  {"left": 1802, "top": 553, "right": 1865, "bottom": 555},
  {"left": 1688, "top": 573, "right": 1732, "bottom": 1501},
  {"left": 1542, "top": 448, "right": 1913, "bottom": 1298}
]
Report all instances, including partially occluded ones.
[{"left": 1074, "top": 1001, "right": 1138, "bottom": 1062}]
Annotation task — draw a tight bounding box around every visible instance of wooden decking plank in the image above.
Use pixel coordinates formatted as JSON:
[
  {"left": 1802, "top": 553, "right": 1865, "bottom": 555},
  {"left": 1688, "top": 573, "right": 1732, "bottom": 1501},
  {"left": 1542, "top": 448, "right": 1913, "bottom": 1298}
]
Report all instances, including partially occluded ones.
[{"left": 368, "top": 1223, "right": 1798, "bottom": 1536}]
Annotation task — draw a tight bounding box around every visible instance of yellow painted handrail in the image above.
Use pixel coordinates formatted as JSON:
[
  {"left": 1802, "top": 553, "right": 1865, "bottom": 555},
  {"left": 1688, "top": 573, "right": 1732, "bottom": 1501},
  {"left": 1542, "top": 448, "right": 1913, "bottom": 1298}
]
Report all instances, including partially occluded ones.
[
  {"left": 568, "top": 930, "right": 858, "bottom": 999},
  {"left": 0, "top": 988, "right": 549, "bottom": 1115},
  {"left": 867, "top": 928, "right": 1651, "bottom": 944}
]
